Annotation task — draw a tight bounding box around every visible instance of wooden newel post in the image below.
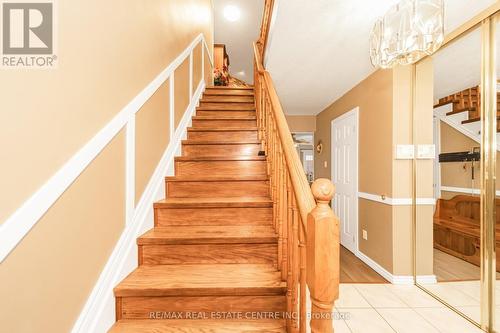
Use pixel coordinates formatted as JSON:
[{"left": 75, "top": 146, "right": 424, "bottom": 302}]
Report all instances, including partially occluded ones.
[{"left": 307, "top": 178, "right": 339, "bottom": 333}]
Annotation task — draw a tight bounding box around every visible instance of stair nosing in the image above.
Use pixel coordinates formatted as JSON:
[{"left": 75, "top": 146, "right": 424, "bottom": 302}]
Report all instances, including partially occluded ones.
[
  {"left": 206, "top": 86, "right": 254, "bottom": 90},
  {"left": 187, "top": 127, "right": 258, "bottom": 132},
  {"left": 154, "top": 197, "right": 273, "bottom": 209},
  {"left": 196, "top": 107, "right": 256, "bottom": 111},
  {"left": 137, "top": 227, "right": 278, "bottom": 245},
  {"left": 182, "top": 140, "right": 260, "bottom": 145},
  {"left": 193, "top": 116, "right": 257, "bottom": 120},
  {"left": 446, "top": 107, "right": 475, "bottom": 116},
  {"left": 175, "top": 155, "right": 265, "bottom": 161},
  {"left": 165, "top": 175, "right": 268, "bottom": 181},
  {"left": 200, "top": 100, "right": 255, "bottom": 104}
]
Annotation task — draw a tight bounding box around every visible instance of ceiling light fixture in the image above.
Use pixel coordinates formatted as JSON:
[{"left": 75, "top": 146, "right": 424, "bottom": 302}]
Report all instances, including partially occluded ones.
[
  {"left": 223, "top": 5, "right": 241, "bottom": 22},
  {"left": 370, "top": 0, "right": 444, "bottom": 68}
]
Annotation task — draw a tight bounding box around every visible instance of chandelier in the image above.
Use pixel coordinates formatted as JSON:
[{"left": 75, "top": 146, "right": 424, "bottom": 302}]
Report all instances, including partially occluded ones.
[{"left": 370, "top": 0, "right": 444, "bottom": 68}]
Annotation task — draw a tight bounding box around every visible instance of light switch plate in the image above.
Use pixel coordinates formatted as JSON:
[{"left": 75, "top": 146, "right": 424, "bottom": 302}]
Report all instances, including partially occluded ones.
[
  {"left": 362, "top": 230, "right": 368, "bottom": 240},
  {"left": 396, "top": 145, "right": 414, "bottom": 159},
  {"left": 324, "top": 161, "right": 328, "bottom": 168},
  {"left": 417, "top": 144, "right": 436, "bottom": 159}
]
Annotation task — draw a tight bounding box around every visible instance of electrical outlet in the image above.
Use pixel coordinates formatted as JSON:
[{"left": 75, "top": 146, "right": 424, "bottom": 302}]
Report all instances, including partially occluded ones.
[
  {"left": 362, "top": 230, "right": 368, "bottom": 240},
  {"left": 324, "top": 161, "right": 328, "bottom": 168}
]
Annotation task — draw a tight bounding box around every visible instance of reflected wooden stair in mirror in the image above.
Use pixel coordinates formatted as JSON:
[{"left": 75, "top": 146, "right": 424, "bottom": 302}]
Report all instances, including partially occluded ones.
[
  {"left": 434, "top": 85, "right": 500, "bottom": 131},
  {"left": 108, "top": 86, "right": 287, "bottom": 332}
]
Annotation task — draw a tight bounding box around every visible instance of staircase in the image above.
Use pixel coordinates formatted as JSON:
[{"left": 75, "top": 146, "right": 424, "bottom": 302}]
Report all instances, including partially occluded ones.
[
  {"left": 434, "top": 85, "right": 500, "bottom": 149},
  {"left": 109, "top": 86, "right": 287, "bottom": 332}
]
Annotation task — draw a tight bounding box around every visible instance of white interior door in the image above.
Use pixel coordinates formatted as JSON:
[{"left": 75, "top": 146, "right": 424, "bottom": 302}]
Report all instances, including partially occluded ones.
[{"left": 331, "top": 108, "right": 358, "bottom": 254}]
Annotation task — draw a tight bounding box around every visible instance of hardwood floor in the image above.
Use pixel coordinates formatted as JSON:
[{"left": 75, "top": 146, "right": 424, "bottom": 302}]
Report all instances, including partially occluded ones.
[
  {"left": 339, "top": 246, "right": 388, "bottom": 283},
  {"left": 433, "top": 248, "right": 500, "bottom": 281}
]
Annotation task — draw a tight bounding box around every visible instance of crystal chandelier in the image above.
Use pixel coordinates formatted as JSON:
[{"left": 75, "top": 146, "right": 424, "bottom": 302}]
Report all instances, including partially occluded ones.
[{"left": 370, "top": 0, "right": 444, "bottom": 68}]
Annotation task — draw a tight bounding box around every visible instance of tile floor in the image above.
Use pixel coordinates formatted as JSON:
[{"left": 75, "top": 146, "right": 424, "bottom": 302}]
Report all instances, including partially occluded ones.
[{"left": 332, "top": 283, "right": 484, "bottom": 333}]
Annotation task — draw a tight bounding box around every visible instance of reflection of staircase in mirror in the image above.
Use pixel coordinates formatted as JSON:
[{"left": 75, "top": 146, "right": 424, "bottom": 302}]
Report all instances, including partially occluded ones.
[{"left": 434, "top": 84, "right": 500, "bottom": 150}]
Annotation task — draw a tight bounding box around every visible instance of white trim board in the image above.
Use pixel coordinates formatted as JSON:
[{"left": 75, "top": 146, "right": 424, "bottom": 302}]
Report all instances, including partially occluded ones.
[
  {"left": 355, "top": 251, "right": 437, "bottom": 285},
  {"left": 0, "top": 34, "right": 212, "bottom": 263},
  {"left": 71, "top": 80, "right": 205, "bottom": 333},
  {"left": 440, "top": 186, "right": 500, "bottom": 196},
  {"left": 358, "top": 192, "right": 436, "bottom": 206}
]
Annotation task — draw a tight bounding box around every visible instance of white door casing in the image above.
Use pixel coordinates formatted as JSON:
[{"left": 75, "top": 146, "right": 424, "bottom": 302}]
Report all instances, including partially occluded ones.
[{"left": 331, "top": 108, "right": 359, "bottom": 254}]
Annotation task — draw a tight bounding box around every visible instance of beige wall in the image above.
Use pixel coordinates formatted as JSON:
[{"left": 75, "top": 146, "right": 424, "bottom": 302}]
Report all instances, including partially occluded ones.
[
  {"left": 0, "top": 0, "right": 213, "bottom": 224},
  {"left": 286, "top": 115, "right": 316, "bottom": 133},
  {"left": 315, "top": 66, "right": 433, "bottom": 276},
  {"left": 0, "top": 1, "right": 213, "bottom": 332},
  {"left": 175, "top": 57, "right": 191, "bottom": 128},
  {"left": 193, "top": 43, "right": 203, "bottom": 95},
  {"left": 315, "top": 69, "right": 396, "bottom": 273},
  {"left": 135, "top": 81, "right": 171, "bottom": 204},
  {"left": 315, "top": 69, "right": 393, "bottom": 195},
  {"left": 0, "top": 131, "right": 126, "bottom": 333},
  {"left": 440, "top": 121, "right": 489, "bottom": 190}
]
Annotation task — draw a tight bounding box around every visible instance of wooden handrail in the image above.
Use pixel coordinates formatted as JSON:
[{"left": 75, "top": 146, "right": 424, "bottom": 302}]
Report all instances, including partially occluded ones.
[
  {"left": 257, "top": 0, "right": 275, "bottom": 60},
  {"left": 253, "top": 1, "right": 340, "bottom": 331},
  {"left": 262, "top": 70, "right": 316, "bottom": 225}
]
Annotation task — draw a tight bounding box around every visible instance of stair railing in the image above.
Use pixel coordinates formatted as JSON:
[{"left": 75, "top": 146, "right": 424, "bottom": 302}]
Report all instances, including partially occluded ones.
[{"left": 253, "top": 4, "right": 340, "bottom": 330}]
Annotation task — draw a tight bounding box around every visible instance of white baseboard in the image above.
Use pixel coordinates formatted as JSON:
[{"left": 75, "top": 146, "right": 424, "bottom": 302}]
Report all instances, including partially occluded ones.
[
  {"left": 355, "top": 251, "right": 398, "bottom": 283},
  {"left": 355, "top": 250, "right": 436, "bottom": 285},
  {"left": 70, "top": 81, "right": 205, "bottom": 333},
  {"left": 416, "top": 275, "right": 438, "bottom": 284}
]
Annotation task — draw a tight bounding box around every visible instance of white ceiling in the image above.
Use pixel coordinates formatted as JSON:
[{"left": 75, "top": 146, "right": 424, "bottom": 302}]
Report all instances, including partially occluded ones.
[
  {"left": 434, "top": 23, "right": 500, "bottom": 101},
  {"left": 214, "top": 0, "right": 264, "bottom": 84},
  {"left": 265, "top": 0, "right": 496, "bottom": 115}
]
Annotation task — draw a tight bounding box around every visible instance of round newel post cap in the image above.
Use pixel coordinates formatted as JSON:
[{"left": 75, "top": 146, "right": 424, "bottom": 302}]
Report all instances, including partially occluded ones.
[{"left": 311, "top": 178, "right": 335, "bottom": 203}]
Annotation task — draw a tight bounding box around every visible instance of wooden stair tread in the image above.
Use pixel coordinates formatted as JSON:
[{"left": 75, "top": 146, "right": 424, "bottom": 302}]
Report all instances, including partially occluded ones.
[
  {"left": 434, "top": 99, "right": 458, "bottom": 108},
  {"left": 197, "top": 106, "right": 256, "bottom": 111},
  {"left": 197, "top": 105, "right": 256, "bottom": 111},
  {"left": 108, "top": 319, "right": 286, "bottom": 333},
  {"left": 175, "top": 155, "right": 265, "bottom": 161},
  {"left": 446, "top": 107, "right": 476, "bottom": 116},
  {"left": 462, "top": 115, "right": 500, "bottom": 124},
  {"left": 154, "top": 197, "right": 272, "bottom": 208},
  {"left": 114, "top": 264, "right": 286, "bottom": 297},
  {"left": 206, "top": 86, "right": 254, "bottom": 90},
  {"left": 201, "top": 97, "right": 254, "bottom": 102},
  {"left": 204, "top": 90, "right": 255, "bottom": 96},
  {"left": 188, "top": 127, "right": 257, "bottom": 132},
  {"left": 138, "top": 225, "right": 278, "bottom": 245},
  {"left": 200, "top": 97, "right": 254, "bottom": 104},
  {"left": 166, "top": 175, "right": 268, "bottom": 181},
  {"left": 193, "top": 116, "right": 257, "bottom": 120},
  {"left": 182, "top": 140, "right": 260, "bottom": 145}
]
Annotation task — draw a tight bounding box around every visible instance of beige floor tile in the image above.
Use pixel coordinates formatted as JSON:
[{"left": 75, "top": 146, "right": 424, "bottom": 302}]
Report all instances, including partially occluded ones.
[
  {"left": 454, "top": 306, "right": 481, "bottom": 324},
  {"left": 343, "top": 308, "right": 395, "bottom": 333},
  {"left": 414, "top": 307, "right": 483, "bottom": 333},
  {"left": 332, "top": 308, "right": 353, "bottom": 333},
  {"left": 376, "top": 308, "right": 439, "bottom": 333},
  {"left": 336, "top": 284, "right": 371, "bottom": 308},
  {"left": 354, "top": 284, "right": 408, "bottom": 308},
  {"left": 423, "top": 283, "right": 479, "bottom": 307},
  {"left": 386, "top": 285, "right": 445, "bottom": 308},
  {"left": 441, "top": 281, "right": 481, "bottom": 301}
]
